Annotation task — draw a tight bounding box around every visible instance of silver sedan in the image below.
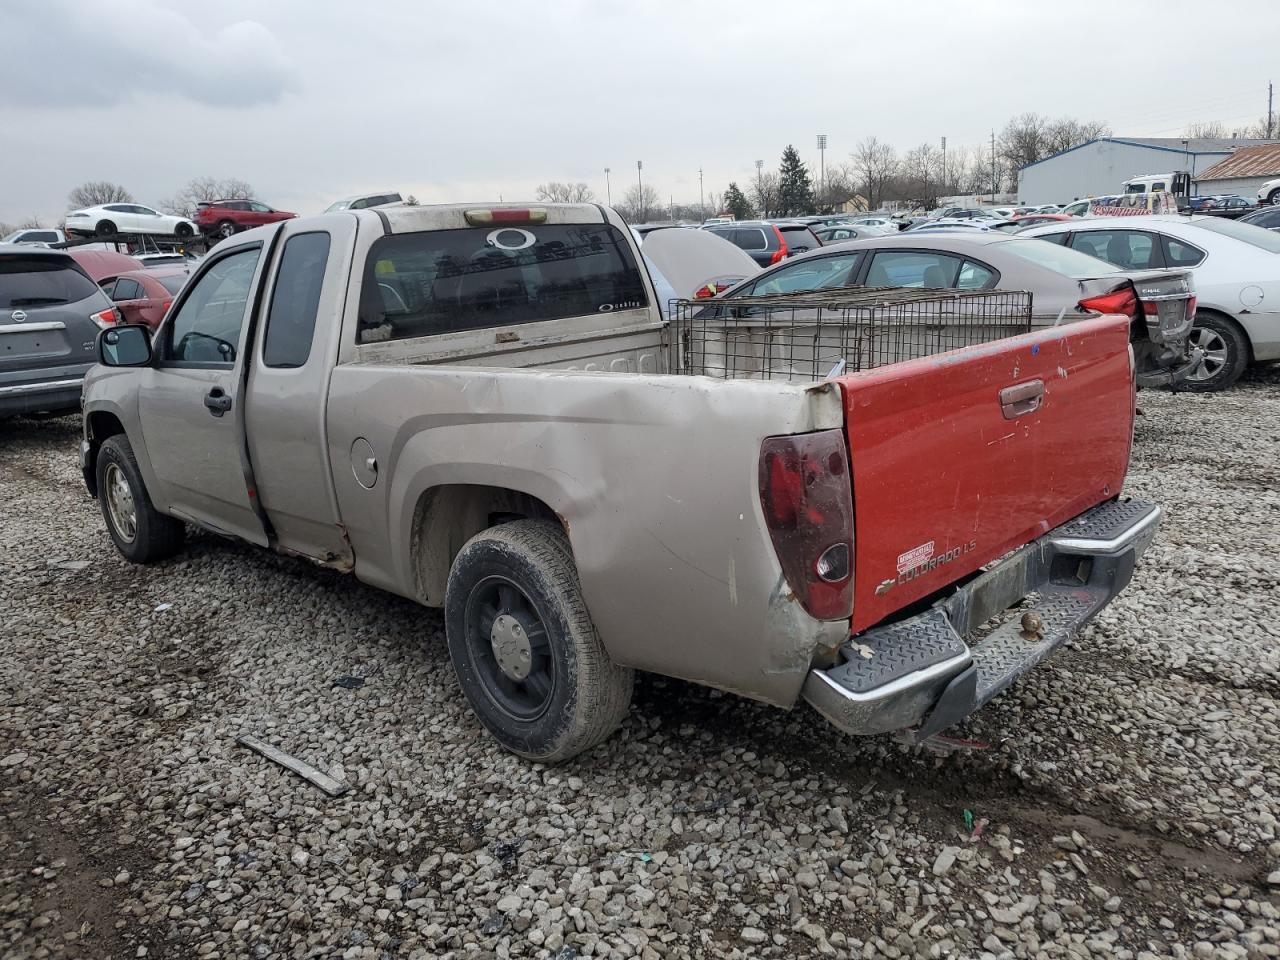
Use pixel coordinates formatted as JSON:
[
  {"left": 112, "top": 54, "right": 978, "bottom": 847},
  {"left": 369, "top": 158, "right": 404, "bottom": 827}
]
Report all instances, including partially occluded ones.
[{"left": 715, "top": 232, "right": 1199, "bottom": 387}]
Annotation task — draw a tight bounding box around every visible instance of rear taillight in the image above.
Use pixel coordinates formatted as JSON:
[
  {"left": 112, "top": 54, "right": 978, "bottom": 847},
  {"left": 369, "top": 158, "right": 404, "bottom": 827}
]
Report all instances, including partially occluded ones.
[
  {"left": 1078, "top": 288, "right": 1138, "bottom": 316},
  {"left": 90, "top": 308, "right": 119, "bottom": 329},
  {"left": 759, "top": 429, "right": 854, "bottom": 621},
  {"left": 161, "top": 300, "right": 173, "bottom": 314},
  {"left": 769, "top": 226, "right": 788, "bottom": 264},
  {"left": 464, "top": 208, "right": 548, "bottom": 225},
  {"left": 1187, "top": 295, "right": 1197, "bottom": 319},
  {"left": 693, "top": 282, "right": 733, "bottom": 299}
]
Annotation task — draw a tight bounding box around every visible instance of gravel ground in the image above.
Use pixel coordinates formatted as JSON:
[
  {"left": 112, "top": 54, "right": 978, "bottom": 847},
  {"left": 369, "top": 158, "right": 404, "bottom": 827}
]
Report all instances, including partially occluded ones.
[{"left": 2, "top": 367, "right": 1278, "bottom": 960}]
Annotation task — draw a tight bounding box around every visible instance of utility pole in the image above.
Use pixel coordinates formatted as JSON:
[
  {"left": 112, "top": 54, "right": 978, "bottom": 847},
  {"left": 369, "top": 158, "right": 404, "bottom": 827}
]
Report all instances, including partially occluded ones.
[
  {"left": 698, "top": 166, "right": 704, "bottom": 217},
  {"left": 1269, "top": 81, "right": 1274, "bottom": 139},
  {"left": 940, "top": 136, "right": 947, "bottom": 201},
  {"left": 990, "top": 129, "right": 997, "bottom": 205},
  {"left": 636, "top": 160, "right": 643, "bottom": 219},
  {"left": 604, "top": 167, "right": 611, "bottom": 207},
  {"left": 816, "top": 135, "right": 827, "bottom": 211},
  {"left": 755, "top": 159, "right": 765, "bottom": 218}
]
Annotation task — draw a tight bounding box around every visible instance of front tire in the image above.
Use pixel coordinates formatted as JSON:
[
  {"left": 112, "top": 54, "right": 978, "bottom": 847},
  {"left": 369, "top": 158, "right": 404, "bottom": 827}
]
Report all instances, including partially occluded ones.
[
  {"left": 95, "top": 435, "right": 185, "bottom": 563},
  {"left": 1181, "top": 312, "right": 1249, "bottom": 392},
  {"left": 444, "top": 519, "right": 633, "bottom": 762},
  {"left": 1268, "top": 188, "right": 1280, "bottom": 206},
  {"left": 175, "top": 222, "right": 193, "bottom": 239},
  {"left": 96, "top": 219, "right": 116, "bottom": 238},
  {"left": 217, "top": 220, "right": 236, "bottom": 239}
]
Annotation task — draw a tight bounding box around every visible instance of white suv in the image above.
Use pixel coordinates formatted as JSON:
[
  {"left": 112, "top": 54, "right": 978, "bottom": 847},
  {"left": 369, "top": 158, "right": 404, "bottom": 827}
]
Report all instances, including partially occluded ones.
[{"left": 1256, "top": 178, "right": 1280, "bottom": 206}]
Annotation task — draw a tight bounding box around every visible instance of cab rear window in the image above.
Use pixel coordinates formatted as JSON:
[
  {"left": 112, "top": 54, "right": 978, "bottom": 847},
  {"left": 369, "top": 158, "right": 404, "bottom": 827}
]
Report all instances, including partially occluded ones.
[{"left": 358, "top": 224, "right": 647, "bottom": 344}]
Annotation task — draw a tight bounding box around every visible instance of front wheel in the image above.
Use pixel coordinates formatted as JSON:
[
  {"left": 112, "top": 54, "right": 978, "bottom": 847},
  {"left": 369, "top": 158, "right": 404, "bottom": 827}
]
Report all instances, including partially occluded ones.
[
  {"left": 1268, "top": 188, "right": 1280, "bottom": 206},
  {"left": 1181, "top": 312, "right": 1249, "bottom": 392},
  {"left": 96, "top": 219, "right": 117, "bottom": 238},
  {"left": 217, "top": 220, "right": 236, "bottom": 239},
  {"left": 95, "top": 435, "right": 185, "bottom": 563},
  {"left": 444, "top": 519, "right": 633, "bottom": 762},
  {"left": 174, "top": 222, "right": 193, "bottom": 238}
]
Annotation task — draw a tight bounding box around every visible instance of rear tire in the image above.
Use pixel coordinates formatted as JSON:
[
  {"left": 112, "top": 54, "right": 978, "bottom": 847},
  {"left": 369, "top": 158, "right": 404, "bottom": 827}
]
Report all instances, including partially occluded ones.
[
  {"left": 444, "top": 519, "right": 633, "bottom": 762},
  {"left": 1181, "top": 312, "right": 1249, "bottom": 392},
  {"left": 96, "top": 220, "right": 116, "bottom": 238},
  {"left": 1269, "top": 189, "right": 1280, "bottom": 206},
  {"left": 217, "top": 220, "right": 236, "bottom": 240},
  {"left": 95, "top": 435, "right": 185, "bottom": 563},
  {"left": 175, "top": 222, "right": 193, "bottom": 239}
]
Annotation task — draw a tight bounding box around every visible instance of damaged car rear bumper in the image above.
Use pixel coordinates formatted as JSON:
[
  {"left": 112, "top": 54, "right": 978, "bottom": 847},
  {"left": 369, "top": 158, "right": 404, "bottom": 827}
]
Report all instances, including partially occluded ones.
[{"left": 802, "top": 498, "right": 1161, "bottom": 741}]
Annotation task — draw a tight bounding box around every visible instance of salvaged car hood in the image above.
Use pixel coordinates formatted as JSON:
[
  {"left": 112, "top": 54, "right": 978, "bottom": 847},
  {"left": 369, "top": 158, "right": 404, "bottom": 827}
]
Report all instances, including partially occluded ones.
[{"left": 642, "top": 228, "right": 760, "bottom": 298}]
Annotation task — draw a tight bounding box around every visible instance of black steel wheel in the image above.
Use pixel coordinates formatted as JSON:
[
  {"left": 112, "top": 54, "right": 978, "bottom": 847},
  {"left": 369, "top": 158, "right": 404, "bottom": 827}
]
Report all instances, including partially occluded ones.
[
  {"left": 96, "top": 219, "right": 116, "bottom": 238},
  {"left": 444, "top": 519, "right": 633, "bottom": 762}
]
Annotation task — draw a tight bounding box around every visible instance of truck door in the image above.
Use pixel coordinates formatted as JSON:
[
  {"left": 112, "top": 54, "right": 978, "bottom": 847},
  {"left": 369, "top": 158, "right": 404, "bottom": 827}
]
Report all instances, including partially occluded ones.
[
  {"left": 134, "top": 240, "right": 270, "bottom": 544},
  {"left": 243, "top": 216, "right": 358, "bottom": 566}
]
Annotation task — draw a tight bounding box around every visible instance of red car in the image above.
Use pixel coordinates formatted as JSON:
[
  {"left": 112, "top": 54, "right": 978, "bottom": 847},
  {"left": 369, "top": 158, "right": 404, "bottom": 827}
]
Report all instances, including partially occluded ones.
[
  {"left": 195, "top": 199, "right": 296, "bottom": 240},
  {"left": 102, "top": 268, "right": 189, "bottom": 330}
]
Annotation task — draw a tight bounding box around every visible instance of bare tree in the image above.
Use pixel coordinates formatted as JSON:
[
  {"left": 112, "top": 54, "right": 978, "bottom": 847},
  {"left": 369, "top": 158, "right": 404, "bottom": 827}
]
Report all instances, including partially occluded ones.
[
  {"left": 850, "top": 137, "right": 899, "bottom": 210},
  {"left": 899, "top": 143, "right": 943, "bottom": 209},
  {"left": 998, "top": 112, "right": 1051, "bottom": 171},
  {"left": 535, "top": 181, "right": 596, "bottom": 203},
  {"left": 1183, "top": 121, "right": 1227, "bottom": 139},
  {"left": 160, "top": 176, "right": 256, "bottom": 219},
  {"left": 751, "top": 171, "right": 779, "bottom": 219},
  {"left": 617, "top": 183, "right": 661, "bottom": 223},
  {"left": 68, "top": 181, "right": 133, "bottom": 210}
]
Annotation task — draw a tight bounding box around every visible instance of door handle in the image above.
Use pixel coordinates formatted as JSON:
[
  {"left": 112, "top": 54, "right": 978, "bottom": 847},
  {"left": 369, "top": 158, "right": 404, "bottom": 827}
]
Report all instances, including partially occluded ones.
[
  {"left": 999, "top": 379, "right": 1044, "bottom": 420},
  {"left": 204, "top": 388, "right": 233, "bottom": 417}
]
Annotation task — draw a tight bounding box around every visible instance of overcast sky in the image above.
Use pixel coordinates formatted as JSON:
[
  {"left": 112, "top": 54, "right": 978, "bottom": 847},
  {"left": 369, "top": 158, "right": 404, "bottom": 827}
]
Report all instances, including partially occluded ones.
[{"left": 1, "top": 0, "right": 1276, "bottom": 224}]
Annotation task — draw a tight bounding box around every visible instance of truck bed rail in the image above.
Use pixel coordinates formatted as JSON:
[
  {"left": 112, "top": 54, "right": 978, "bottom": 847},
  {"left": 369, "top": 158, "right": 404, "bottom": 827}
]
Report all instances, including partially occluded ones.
[{"left": 671, "top": 286, "right": 1033, "bottom": 382}]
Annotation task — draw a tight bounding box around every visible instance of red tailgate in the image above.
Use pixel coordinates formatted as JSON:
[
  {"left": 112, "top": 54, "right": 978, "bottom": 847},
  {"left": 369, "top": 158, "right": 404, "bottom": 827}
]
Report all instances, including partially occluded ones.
[{"left": 838, "top": 315, "right": 1134, "bottom": 632}]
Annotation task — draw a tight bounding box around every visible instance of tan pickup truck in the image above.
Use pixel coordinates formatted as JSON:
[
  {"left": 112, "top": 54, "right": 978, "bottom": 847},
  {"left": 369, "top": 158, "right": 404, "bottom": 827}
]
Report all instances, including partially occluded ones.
[{"left": 81, "top": 202, "right": 1160, "bottom": 761}]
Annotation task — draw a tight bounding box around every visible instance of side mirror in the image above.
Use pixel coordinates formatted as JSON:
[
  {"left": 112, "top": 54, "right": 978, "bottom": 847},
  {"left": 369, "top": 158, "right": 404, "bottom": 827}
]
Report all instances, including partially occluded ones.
[{"left": 98, "top": 324, "right": 152, "bottom": 367}]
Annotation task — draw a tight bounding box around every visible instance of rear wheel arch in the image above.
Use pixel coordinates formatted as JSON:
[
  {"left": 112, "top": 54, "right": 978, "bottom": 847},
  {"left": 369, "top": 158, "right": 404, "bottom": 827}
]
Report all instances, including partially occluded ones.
[
  {"left": 410, "top": 483, "right": 564, "bottom": 605},
  {"left": 1183, "top": 309, "right": 1252, "bottom": 392},
  {"left": 1195, "top": 308, "right": 1253, "bottom": 361}
]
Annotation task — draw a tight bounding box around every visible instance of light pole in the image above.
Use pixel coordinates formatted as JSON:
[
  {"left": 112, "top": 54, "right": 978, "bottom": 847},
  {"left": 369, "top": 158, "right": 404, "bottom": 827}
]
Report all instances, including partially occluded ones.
[
  {"left": 698, "top": 166, "right": 704, "bottom": 218},
  {"left": 816, "top": 135, "right": 827, "bottom": 211},
  {"left": 940, "top": 136, "right": 947, "bottom": 202},
  {"left": 604, "top": 167, "right": 611, "bottom": 207},
  {"left": 755, "top": 159, "right": 764, "bottom": 217},
  {"left": 636, "top": 160, "right": 643, "bottom": 219}
]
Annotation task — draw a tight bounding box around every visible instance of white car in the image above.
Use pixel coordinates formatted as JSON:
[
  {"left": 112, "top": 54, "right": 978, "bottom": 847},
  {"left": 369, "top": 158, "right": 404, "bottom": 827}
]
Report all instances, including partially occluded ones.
[
  {"left": 844, "top": 217, "right": 898, "bottom": 235},
  {"left": 1020, "top": 214, "right": 1280, "bottom": 390},
  {"left": 324, "top": 191, "right": 403, "bottom": 213},
  {"left": 1257, "top": 178, "right": 1280, "bottom": 207},
  {"left": 65, "top": 204, "right": 197, "bottom": 240},
  {"left": 0, "top": 227, "right": 66, "bottom": 246},
  {"left": 905, "top": 218, "right": 1002, "bottom": 233}
]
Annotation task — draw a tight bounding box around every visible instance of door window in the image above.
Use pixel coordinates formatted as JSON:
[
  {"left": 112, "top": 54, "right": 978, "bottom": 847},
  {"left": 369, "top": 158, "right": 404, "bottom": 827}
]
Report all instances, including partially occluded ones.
[
  {"left": 751, "top": 254, "right": 864, "bottom": 296},
  {"left": 864, "top": 250, "right": 962, "bottom": 287},
  {"left": 250, "top": 202, "right": 272, "bottom": 213},
  {"left": 1160, "top": 235, "right": 1206, "bottom": 267},
  {"left": 162, "top": 247, "right": 260, "bottom": 364},
  {"left": 730, "top": 228, "right": 768, "bottom": 251},
  {"left": 111, "top": 278, "right": 142, "bottom": 301},
  {"left": 956, "top": 260, "right": 997, "bottom": 288},
  {"left": 1069, "top": 230, "right": 1160, "bottom": 270},
  {"left": 263, "top": 232, "right": 330, "bottom": 367}
]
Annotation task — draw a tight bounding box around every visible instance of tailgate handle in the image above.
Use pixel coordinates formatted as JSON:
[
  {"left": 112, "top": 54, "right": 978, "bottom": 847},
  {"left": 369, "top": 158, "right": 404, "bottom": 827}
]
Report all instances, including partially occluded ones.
[{"left": 999, "top": 379, "right": 1044, "bottom": 420}]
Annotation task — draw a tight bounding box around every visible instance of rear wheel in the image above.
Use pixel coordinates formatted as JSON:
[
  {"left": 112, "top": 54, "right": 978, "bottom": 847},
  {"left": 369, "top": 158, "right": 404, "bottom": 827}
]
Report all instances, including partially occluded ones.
[
  {"left": 1269, "top": 189, "right": 1280, "bottom": 206},
  {"left": 175, "top": 222, "right": 193, "bottom": 239},
  {"left": 217, "top": 220, "right": 236, "bottom": 239},
  {"left": 444, "top": 519, "right": 632, "bottom": 762},
  {"left": 96, "top": 219, "right": 116, "bottom": 238},
  {"left": 95, "top": 435, "right": 185, "bottom": 563},
  {"left": 1181, "top": 312, "right": 1249, "bottom": 392}
]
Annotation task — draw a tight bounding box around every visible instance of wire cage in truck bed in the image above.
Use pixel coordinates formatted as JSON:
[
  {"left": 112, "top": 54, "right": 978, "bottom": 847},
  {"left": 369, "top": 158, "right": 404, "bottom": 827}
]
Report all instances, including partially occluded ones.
[{"left": 670, "top": 287, "right": 1034, "bottom": 382}]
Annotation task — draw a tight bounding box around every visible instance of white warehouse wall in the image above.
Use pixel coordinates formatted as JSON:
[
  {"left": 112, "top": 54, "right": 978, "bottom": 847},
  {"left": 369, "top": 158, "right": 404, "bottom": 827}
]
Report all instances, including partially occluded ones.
[{"left": 1018, "top": 141, "right": 1232, "bottom": 205}]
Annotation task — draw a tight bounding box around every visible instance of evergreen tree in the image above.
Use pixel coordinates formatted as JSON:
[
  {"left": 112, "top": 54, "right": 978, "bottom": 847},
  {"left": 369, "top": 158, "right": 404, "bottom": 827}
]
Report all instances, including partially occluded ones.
[
  {"left": 722, "top": 182, "right": 754, "bottom": 220},
  {"left": 776, "top": 145, "right": 815, "bottom": 216}
]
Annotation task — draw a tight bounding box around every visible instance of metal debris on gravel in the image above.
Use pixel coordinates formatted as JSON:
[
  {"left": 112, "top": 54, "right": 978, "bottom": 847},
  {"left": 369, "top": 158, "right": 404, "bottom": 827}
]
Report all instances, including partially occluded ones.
[{"left": 1, "top": 365, "right": 1278, "bottom": 959}]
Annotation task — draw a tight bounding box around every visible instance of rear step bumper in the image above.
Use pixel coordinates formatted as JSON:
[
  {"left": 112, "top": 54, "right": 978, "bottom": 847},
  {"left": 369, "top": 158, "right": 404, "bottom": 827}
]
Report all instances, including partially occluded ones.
[{"left": 803, "top": 498, "right": 1161, "bottom": 741}]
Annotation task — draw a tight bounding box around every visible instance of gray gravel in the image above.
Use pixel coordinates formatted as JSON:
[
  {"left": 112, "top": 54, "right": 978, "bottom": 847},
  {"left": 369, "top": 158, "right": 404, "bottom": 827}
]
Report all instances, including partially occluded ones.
[{"left": 2, "top": 365, "right": 1278, "bottom": 960}]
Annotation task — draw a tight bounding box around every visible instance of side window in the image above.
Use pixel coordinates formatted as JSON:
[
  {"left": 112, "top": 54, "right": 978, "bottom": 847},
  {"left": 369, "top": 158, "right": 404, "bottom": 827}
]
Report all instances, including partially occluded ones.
[
  {"left": 864, "top": 251, "right": 961, "bottom": 288},
  {"left": 1039, "top": 232, "right": 1071, "bottom": 246},
  {"left": 731, "top": 228, "right": 768, "bottom": 251},
  {"left": 163, "top": 247, "right": 260, "bottom": 364},
  {"left": 1070, "top": 230, "right": 1159, "bottom": 270},
  {"left": 957, "top": 260, "right": 997, "bottom": 289},
  {"left": 1161, "top": 235, "right": 1205, "bottom": 267},
  {"left": 135, "top": 206, "right": 159, "bottom": 217},
  {"left": 751, "top": 254, "right": 864, "bottom": 296},
  {"left": 111, "top": 278, "right": 142, "bottom": 301},
  {"left": 250, "top": 202, "right": 271, "bottom": 213},
  {"left": 263, "top": 232, "right": 331, "bottom": 368},
  {"left": 349, "top": 198, "right": 368, "bottom": 210}
]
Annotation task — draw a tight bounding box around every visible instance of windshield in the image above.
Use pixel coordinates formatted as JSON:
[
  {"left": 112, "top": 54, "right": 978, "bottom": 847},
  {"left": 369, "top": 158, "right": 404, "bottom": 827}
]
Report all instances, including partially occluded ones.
[
  {"left": 1189, "top": 217, "right": 1280, "bottom": 253},
  {"left": 994, "top": 237, "right": 1121, "bottom": 279},
  {"left": 1, "top": 231, "right": 23, "bottom": 243},
  {"left": 0, "top": 255, "right": 101, "bottom": 307},
  {"left": 358, "top": 223, "right": 647, "bottom": 344},
  {"left": 325, "top": 200, "right": 352, "bottom": 212}
]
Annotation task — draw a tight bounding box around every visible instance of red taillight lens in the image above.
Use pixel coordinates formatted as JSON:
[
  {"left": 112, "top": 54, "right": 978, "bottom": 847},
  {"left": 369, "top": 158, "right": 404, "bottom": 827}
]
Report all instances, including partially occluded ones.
[
  {"left": 90, "top": 308, "right": 119, "bottom": 329},
  {"left": 161, "top": 300, "right": 173, "bottom": 314},
  {"left": 1078, "top": 288, "right": 1138, "bottom": 316},
  {"left": 759, "top": 430, "right": 854, "bottom": 621},
  {"left": 769, "top": 226, "right": 789, "bottom": 264},
  {"left": 463, "top": 208, "right": 548, "bottom": 225},
  {"left": 1187, "top": 295, "right": 1197, "bottom": 319}
]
